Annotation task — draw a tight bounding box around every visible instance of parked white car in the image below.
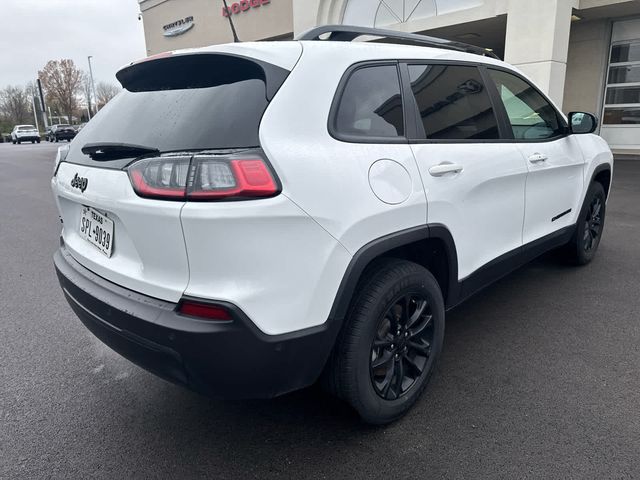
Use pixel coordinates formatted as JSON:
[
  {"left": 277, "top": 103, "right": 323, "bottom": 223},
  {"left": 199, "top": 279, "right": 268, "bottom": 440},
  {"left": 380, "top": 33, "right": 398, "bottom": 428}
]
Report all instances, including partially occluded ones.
[
  {"left": 52, "top": 26, "right": 613, "bottom": 424},
  {"left": 11, "top": 125, "right": 40, "bottom": 144}
]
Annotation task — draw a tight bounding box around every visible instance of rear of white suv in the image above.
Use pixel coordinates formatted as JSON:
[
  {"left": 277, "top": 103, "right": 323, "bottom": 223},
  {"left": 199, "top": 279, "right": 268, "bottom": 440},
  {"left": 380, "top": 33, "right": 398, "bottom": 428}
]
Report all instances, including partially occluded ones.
[
  {"left": 12, "top": 124, "right": 40, "bottom": 144},
  {"left": 53, "top": 43, "right": 353, "bottom": 400},
  {"left": 53, "top": 29, "right": 613, "bottom": 424}
]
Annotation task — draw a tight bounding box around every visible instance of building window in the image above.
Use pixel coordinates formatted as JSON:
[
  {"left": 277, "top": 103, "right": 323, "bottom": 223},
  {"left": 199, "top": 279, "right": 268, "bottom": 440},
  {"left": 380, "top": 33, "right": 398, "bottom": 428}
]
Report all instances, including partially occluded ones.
[
  {"left": 342, "top": 0, "right": 484, "bottom": 28},
  {"left": 603, "top": 40, "right": 640, "bottom": 125}
]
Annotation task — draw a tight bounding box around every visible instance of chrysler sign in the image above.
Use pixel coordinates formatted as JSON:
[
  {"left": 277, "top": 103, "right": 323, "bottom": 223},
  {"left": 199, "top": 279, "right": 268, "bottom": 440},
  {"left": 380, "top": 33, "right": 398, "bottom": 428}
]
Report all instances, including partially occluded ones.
[
  {"left": 222, "top": 0, "right": 270, "bottom": 17},
  {"left": 163, "top": 16, "right": 195, "bottom": 37}
]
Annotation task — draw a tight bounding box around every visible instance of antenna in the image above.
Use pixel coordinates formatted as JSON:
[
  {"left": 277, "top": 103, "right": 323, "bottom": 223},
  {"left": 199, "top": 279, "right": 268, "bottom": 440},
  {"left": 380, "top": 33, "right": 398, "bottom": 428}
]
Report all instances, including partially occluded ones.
[{"left": 221, "top": 0, "right": 240, "bottom": 43}]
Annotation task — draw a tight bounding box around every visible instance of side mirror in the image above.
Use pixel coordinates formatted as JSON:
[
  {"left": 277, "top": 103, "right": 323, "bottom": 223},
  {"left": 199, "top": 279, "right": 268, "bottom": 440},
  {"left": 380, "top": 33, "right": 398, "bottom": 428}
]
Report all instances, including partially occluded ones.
[{"left": 568, "top": 112, "right": 598, "bottom": 134}]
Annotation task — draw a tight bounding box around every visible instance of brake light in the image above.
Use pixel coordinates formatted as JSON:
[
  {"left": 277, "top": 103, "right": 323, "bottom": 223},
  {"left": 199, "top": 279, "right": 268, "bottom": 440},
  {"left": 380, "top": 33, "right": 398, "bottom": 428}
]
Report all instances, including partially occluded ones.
[
  {"left": 178, "top": 301, "right": 233, "bottom": 321},
  {"left": 128, "top": 155, "right": 191, "bottom": 200},
  {"left": 126, "top": 152, "right": 279, "bottom": 201}
]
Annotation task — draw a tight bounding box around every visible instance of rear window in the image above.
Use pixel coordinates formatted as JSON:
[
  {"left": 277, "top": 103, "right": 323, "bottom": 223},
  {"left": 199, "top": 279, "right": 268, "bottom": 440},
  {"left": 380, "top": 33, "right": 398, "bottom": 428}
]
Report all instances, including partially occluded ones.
[
  {"left": 65, "top": 54, "right": 289, "bottom": 167},
  {"left": 18, "top": 125, "right": 36, "bottom": 130}
]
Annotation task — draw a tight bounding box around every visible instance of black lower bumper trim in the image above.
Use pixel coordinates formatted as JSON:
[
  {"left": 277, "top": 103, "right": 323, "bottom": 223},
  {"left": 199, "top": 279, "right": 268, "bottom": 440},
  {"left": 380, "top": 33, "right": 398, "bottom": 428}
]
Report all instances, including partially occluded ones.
[{"left": 54, "top": 247, "right": 341, "bottom": 399}]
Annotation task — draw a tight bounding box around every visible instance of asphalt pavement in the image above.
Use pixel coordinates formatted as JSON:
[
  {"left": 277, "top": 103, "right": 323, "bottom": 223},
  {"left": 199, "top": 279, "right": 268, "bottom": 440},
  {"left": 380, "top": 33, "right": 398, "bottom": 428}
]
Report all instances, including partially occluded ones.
[{"left": 1, "top": 141, "right": 639, "bottom": 479}]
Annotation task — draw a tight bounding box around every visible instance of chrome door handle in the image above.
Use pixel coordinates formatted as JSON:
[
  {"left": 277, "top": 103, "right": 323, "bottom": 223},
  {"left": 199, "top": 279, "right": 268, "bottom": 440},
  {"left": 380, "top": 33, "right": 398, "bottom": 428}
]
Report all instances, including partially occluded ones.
[
  {"left": 528, "top": 153, "right": 548, "bottom": 163},
  {"left": 429, "top": 163, "right": 464, "bottom": 177}
]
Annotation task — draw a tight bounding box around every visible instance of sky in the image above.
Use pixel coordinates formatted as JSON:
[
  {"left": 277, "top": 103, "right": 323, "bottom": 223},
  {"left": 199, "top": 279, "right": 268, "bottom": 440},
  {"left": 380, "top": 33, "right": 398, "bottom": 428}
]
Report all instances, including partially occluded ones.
[{"left": 1, "top": 0, "right": 146, "bottom": 88}]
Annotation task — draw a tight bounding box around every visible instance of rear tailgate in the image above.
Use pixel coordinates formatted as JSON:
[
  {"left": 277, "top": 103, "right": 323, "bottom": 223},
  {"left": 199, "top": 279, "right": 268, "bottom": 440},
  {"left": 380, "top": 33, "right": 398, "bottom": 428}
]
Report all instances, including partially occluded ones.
[
  {"left": 53, "top": 162, "right": 188, "bottom": 302},
  {"left": 52, "top": 43, "right": 301, "bottom": 303}
]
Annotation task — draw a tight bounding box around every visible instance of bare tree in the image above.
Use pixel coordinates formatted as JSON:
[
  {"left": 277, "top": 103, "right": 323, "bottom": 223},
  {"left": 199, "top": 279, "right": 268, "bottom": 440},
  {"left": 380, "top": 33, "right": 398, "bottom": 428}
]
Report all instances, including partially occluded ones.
[
  {"left": 38, "top": 59, "right": 85, "bottom": 123},
  {"left": 0, "top": 85, "right": 31, "bottom": 125},
  {"left": 95, "top": 82, "right": 120, "bottom": 109}
]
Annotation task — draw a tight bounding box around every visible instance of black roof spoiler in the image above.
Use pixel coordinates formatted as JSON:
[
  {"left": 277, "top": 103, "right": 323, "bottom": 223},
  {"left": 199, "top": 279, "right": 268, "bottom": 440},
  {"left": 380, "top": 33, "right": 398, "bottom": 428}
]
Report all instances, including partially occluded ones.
[
  {"left": 116, "top": 52, "right": 289, "bottom": 100},
  {"left": 296, "top": 25, "right": 499, "bottom": 60}
]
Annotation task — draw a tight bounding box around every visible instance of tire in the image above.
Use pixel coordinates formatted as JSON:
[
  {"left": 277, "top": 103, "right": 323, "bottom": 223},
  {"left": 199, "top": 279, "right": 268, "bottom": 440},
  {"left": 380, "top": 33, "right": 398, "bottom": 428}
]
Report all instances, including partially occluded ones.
[
  {"left": 36, "top": 139, "right": 40, "bottom": 143},
  {"left": 55, "top": 137, "right": 59, "bottom": 143},
  {"left": 323, "top": 258, "right": 445, "bottom": 424},
  {"left": 17, "top": 140, "right": 21, "bottom": 144},
  {"left": 31, "top": 140, "right": 35, "bottom": 144},
  {"left": 12, "top": 140, "right": 15, "bottom": 144},
  {"left": 565, "top": 182, "right": 606, "bottom": 265}
]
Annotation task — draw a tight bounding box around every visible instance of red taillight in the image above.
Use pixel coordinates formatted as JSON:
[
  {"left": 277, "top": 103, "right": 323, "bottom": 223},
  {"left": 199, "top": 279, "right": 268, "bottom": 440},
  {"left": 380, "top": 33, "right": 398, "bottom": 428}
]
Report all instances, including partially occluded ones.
[
  {"left": 126, "top": 152, "right": 279, "bottom": 201},
  {"left": 178, "top": 301, "right": 233, "bottom": 321},
  {"left": 187, "top": 158, "right": 278, "bottom": 199}
]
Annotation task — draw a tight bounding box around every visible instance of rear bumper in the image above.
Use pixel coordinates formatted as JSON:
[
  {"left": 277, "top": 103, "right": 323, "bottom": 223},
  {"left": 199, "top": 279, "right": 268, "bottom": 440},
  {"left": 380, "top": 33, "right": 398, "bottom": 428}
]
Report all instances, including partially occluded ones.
[
  {"left": 15, "top": 135, "right": 40, "bottom": 141},
  {"left": 54, "top": 132, "right": 75, "bottom": 140},
  {"left": 54, "top": 247, "right": 340, "bottom": 399}
]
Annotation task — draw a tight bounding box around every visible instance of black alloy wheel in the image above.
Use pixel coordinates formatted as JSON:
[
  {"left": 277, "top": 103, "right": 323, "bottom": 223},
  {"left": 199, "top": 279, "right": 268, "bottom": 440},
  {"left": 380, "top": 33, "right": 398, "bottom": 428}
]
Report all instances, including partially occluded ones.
[
  {"left": 370, "top": 293, "right": 434, "bottom": 400},
  {"left": 564, "top": 181, "right": 606, "bottom": 265},
  {"left": 583, "top": 196, "right": 602, "bottom": 253},
  {"left": 322, "top": 258, "right": 445, "bottom": 424}
]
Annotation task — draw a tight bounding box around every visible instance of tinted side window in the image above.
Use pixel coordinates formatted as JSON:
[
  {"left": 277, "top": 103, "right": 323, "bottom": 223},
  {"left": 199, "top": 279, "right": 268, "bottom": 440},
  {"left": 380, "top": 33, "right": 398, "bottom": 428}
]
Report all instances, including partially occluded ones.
[
  {"left": 408, "top": 64, "right": 500, "bottom": 140},
  {"left": 334, "top": 65, "right": 404, "bottom": 139},
  {"left": 488, "top": 69, "right": 565, "bottom": 140}
]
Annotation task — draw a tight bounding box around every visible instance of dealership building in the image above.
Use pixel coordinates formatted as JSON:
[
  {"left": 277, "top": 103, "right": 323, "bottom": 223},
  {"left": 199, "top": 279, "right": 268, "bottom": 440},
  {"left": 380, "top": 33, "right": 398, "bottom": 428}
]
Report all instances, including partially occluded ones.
[{"left": 138, "top": 0, "right": 640, "bottom": 154}]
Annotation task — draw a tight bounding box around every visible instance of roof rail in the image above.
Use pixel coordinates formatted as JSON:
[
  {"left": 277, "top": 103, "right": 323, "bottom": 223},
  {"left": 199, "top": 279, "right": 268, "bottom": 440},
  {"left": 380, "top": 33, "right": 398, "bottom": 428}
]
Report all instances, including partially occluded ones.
[{"left": 296, "top": 24, "right": 499, "bottom": 60}]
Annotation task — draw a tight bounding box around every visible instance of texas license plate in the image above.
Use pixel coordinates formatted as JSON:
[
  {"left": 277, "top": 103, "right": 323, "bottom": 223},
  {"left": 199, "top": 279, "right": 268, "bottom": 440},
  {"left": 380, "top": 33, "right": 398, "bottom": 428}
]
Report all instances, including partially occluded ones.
[{"left": 79, "top": 206, "right": 114, "bottom": 257}]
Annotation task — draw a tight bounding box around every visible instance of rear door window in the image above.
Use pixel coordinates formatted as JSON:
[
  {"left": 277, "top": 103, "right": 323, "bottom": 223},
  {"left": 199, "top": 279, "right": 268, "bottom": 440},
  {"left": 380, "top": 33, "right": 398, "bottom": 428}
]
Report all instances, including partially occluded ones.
[
  {"left": 333, "top": 64, "right": 405, "bottom": 141},
  {"left": 407, "top": 64, "right": 500, "bottom": 140}
]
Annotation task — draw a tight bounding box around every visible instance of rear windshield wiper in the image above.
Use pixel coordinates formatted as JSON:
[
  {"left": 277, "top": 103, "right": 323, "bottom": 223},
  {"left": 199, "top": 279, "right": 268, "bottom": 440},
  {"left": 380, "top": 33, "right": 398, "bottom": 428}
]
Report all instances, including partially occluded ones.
[{"left": 81, "top": 142, "right": 160, "bottom": 161}]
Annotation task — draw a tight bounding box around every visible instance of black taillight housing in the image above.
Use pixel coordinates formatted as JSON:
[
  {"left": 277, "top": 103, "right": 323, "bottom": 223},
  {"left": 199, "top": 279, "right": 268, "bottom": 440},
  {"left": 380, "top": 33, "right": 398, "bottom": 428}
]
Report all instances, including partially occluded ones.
[{"left": 126, "top": 150, "right": 280, "bottom": 201}]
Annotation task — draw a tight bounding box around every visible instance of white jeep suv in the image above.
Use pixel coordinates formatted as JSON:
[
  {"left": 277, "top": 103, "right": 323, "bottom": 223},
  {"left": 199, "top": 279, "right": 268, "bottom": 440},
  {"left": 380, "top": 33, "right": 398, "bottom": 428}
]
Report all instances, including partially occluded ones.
[{"left": 52, "top": 26, "right": 613, "bottom": 424}]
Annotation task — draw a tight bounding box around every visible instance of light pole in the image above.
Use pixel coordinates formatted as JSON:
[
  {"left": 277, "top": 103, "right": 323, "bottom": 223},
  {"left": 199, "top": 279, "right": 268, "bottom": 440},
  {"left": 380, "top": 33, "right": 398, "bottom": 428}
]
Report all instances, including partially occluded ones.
[
  {"left": 87, "top": 56, "right": 97, "bottom": 115},
  {"left": 31, "top": 95, "right": 40, "bottom": 132}
]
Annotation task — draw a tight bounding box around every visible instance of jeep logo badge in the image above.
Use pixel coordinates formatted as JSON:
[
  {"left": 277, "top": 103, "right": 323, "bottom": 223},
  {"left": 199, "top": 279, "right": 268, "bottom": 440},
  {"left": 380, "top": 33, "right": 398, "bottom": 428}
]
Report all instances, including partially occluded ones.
[{"left": 71, "top": 173, "right": 88, "bottom": 193}]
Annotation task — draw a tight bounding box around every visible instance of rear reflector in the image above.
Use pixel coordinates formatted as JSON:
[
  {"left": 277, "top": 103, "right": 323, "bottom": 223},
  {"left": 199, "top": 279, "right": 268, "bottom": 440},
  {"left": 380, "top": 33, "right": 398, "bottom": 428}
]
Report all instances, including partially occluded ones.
[
  {"left": 126, "top": 152, "right": 279, "bottom": 201},
  {"left": 178, "top": 301, "right": 233, "bottom": 321}
]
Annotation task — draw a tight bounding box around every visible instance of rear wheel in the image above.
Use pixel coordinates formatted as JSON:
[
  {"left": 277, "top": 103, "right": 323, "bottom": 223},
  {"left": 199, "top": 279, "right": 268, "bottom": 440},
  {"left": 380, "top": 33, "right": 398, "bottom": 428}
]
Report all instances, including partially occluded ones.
[
  {"left": 323, "top": 259, "right": 445, "bottom": 424},
  {"left": 565, "top": 182, "right": 606, "bottom": 265}
]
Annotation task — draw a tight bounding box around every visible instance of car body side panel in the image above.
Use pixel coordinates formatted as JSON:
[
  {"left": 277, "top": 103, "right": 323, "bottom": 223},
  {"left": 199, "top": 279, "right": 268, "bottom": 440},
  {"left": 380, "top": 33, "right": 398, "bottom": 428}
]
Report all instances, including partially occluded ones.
[
  {"left": 180, "top": 195, "right": 352, "bottom": 335},
  {"left": 518, "top": 135, "right": 586, "bottom": 245},
  {"left": 412, "top": 143, "right": 528, "bottom": 280},
  {"left": 575, "top": 133, "right": 615, "bottom": 201},
  {"left": 259, "top": 42, "right": 429, "bottom": 257}
]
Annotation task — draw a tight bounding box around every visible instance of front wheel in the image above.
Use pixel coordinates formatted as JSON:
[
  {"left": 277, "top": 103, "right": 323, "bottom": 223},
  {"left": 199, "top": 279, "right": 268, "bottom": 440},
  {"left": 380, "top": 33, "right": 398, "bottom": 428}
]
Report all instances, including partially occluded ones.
[
  {"left": 323, "top": 259, "right": 445, "bottom": 424},
  {"left": 565, "top": 182, "right": 607, "bottom": 265}
]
